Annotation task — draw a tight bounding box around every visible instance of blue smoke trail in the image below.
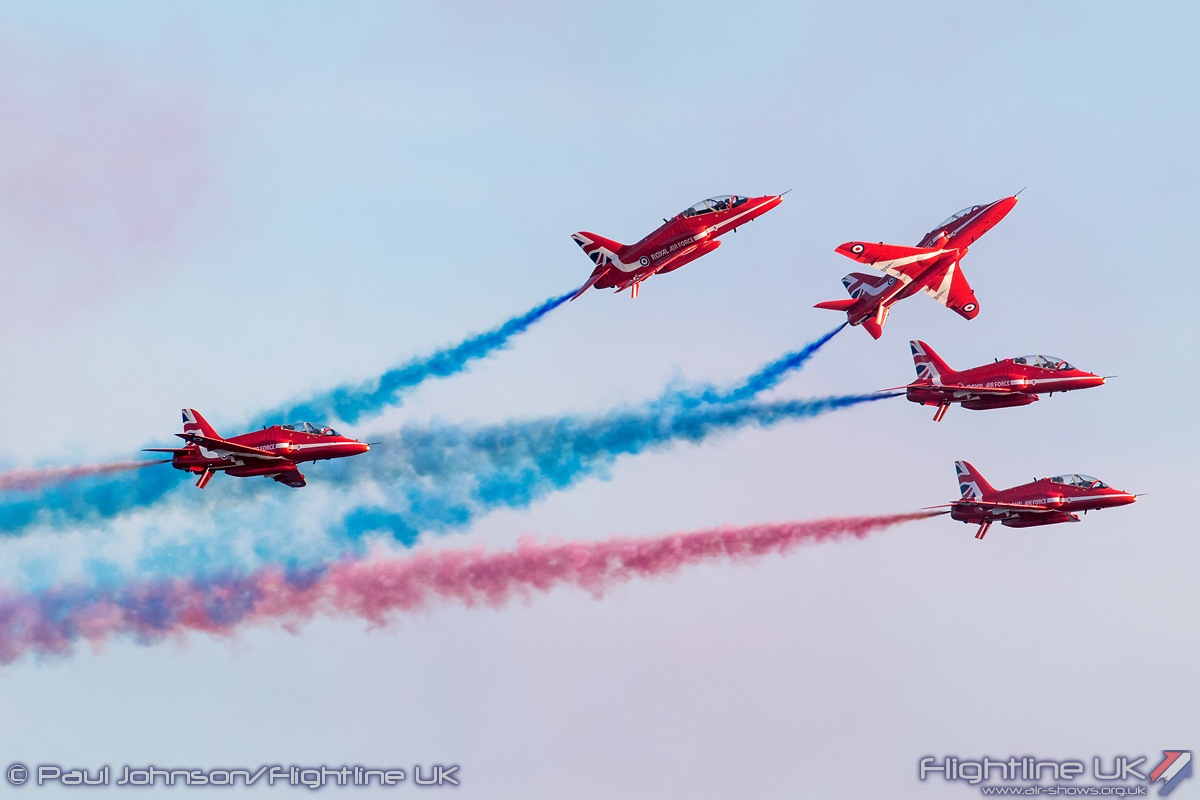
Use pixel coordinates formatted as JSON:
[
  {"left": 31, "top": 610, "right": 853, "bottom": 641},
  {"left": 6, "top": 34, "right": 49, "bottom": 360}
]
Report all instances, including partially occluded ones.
[
  {"left": 0, "top": 290, "right": 574, "bottom": 534},
  {"left": 257, "top": 390, "right": 896, "bottom": 548},
  {"left": 251, "top": 289, "right": 574, "bottom": 427},
  {"left": 0, "top": 466, "right": 179, "bottom": 536},
  {"left": 706, "top": 323, "right": 846, "bottom": 404},
  {"left": 0, "top": 323, "right": 847, "bottom": 539},
  {"left": 14, "top": 391, "right": 898, "bottom": 591},
  {"left": 332, "top": 391, "right": 894, "bottom": 544}
]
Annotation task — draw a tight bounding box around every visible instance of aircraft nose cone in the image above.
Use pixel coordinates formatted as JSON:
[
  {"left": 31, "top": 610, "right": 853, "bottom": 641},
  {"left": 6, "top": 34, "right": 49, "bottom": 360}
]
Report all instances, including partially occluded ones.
[
  {"left": 990, "top": 195, "right": 1018, "bottom": 219},
  {"left": 755, "top": 194, "right": 783, "bottom": 214}
]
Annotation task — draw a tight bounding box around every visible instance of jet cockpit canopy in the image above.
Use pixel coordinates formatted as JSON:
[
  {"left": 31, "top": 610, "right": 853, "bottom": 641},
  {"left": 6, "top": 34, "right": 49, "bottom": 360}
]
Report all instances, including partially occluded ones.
[
  {"left": 280, "top": 422, "right": 342, "bottom": 436},
  {"left": 678, "top": 195, "right": 749, "bottom": 218},
  {"left": 937, "top": 205, "right": 982, "bottom": 229},
  {"left": 1050, "top": 474, "right": 1109, "bottom": 489},
  {"left": 1012, "top": 355, "right": 1074, "bottom": 371}
]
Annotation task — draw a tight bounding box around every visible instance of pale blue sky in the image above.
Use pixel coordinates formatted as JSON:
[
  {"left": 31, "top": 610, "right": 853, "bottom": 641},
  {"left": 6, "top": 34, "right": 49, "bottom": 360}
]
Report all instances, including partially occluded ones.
[{"left": 0, "top": 2, "right": 1195, "bottom": 797}]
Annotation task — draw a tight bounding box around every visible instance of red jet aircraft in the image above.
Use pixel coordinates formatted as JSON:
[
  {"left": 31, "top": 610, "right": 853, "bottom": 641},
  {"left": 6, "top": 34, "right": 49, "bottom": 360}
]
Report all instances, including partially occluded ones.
[
  {"left": 570, "top": 193, "right": 783, "bottom": 299},
  {"left": 941, "top": 460, "right": 1137, "bottom": 540},
  {"left": 145, "top": 408, "right": 370, "bottom": 488},
  {"left": 898, "top": 340, "right": 1106, "bottom": 421},
  {"left": 815, "top": 195, "right": 1018, "bottom": 338}
]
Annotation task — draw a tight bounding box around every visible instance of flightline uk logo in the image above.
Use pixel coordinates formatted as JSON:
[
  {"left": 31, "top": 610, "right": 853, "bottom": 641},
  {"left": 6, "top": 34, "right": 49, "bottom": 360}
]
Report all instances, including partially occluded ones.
[
  {"left": 918, "top": 751, "right": 1192, "bottom": 796},
  {"left": 1152, "top": 752, "right": 1193, "bottom": 796}
]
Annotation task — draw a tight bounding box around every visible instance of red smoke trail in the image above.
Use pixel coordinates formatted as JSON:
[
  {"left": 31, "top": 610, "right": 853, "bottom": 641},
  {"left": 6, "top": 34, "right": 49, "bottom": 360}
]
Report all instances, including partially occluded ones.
[
  {"left": 0, "top": 512, "right": 941, "bottom": 663},
  {"left": 329, "top": 511, "right": 941, "bottom": 623},
  {"left": 0, "top": 460, "right": 168, "bottom": 492}
]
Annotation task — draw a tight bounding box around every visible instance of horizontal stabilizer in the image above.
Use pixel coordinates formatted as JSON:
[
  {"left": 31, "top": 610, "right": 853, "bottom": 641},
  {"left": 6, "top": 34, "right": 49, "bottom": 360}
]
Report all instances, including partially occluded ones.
[
  {"left": 569, "top": 269, "right": 606, "bottom": 301},
  {"left": 813, "top": 298, "right": 856, "bottom": 311},
  {"left": 142, "top": 447, "right": 190, "bottom": 454}
]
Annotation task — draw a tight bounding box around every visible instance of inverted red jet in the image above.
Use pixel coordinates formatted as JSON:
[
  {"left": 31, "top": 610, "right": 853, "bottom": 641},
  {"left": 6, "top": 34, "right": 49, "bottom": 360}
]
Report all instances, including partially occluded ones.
[
  {"left": 898, "top": 340, "right": 1106, "bottom": 421},
  {"left": 941, "top": 460, "right": 1137, "bottom": 540},
  {"left": 570, "top": 193, "right": 783, "bottom": 299},
  {"left": 145, "top": 408, "right": 370, "bottom": 488},
  {"left": 815, "top": 195, "right": 1018, "bottom": 338}
]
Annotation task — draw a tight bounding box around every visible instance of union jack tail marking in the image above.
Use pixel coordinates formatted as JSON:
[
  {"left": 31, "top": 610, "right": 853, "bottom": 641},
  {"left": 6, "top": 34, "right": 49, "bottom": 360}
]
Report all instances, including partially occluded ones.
[
  {"left": 570, "top": 231, "right": 625, "bottom": 269},
  {"left": 955, "top": 460, "right": 996, "bottom": 500},
  {"left": 910, "top": 340, "right": 954, "bottom": 385}
]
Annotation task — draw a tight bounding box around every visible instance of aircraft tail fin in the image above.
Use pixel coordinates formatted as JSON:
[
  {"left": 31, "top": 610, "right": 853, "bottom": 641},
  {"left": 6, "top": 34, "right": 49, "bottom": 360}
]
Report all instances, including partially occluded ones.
[
  {"left": 571, "top": 231, "right": 626, "bottom": 268},
  {"left": 570, "top": 232, "right": 628, "bottom": 300},
  {"left": 910, "top": 340, "right": 953, "bottom": 384},
  {"left": 181, "top": 408, "right": 221, "bottom": 440},
  {"left": 843, "top": 272, "right": 893, "bottom": 298},
  {"left": 955, "top": 460, "right": 996, "bottom": 500}
]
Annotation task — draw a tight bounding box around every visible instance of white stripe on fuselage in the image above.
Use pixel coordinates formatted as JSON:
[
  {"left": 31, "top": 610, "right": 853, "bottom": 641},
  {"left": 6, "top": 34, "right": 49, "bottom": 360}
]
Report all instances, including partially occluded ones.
[
  {"left": 935, "top": 376, "right": 1097, "bottom": 391},
  {"left": 707, "top": 198, "right": 776, "bottom": 237},
  {"left": 261, "top": 441, "right": 346, "bottom": 452},
  {"left": 608, "top": 198, "right": 775, "bottom": 274},
  {"left": 946, "top": 205, "right": 991, "bottom": 239},
  {"left": 1062, "top": 494, "right": 1121, "bottom": 504},
  {"left": 1025, "top": 377, "right": 1096, "bottom": 386},
  {"left": 211, "top": 441, "right": 346, "bottom": 460},
  {"left": 923, "top": 205, "right": 991, "bottom": 246}
]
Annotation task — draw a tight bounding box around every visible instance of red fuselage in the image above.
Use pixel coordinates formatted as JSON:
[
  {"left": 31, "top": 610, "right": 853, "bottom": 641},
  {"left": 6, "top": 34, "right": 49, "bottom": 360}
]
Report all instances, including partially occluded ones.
[
  {"left": 904, "top": 341, "right": 1105, "bottom": 421},
  {"left": 571, "top": 194, "right": 782, "bottom": 297},
  {"left": 171, "top": 426, "right": 369, "bottom": 475},
  {"left": 816, "top": 195, "right": 1019, "bottom": 338},
  {"left": 841, "top": 195, "right": 1017, "bottom": 325},
  {"left": 149, "top": 410, "right": 372, "bottom": 488},
  {"left": 947, "top": 461, "right": 1136, "bottom": 539},
  {"left": 952, "top": 478, "right": 1137, "bottom": 526}
]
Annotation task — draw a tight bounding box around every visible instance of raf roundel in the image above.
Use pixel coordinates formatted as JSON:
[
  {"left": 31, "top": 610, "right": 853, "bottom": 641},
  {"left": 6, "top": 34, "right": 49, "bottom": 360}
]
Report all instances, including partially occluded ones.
[
  {"left": 568, "top": 193, "right": 784, "bottom": 299},
  {"left": 813, "top": 194, "right": 1019, "bottom": 338}
]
